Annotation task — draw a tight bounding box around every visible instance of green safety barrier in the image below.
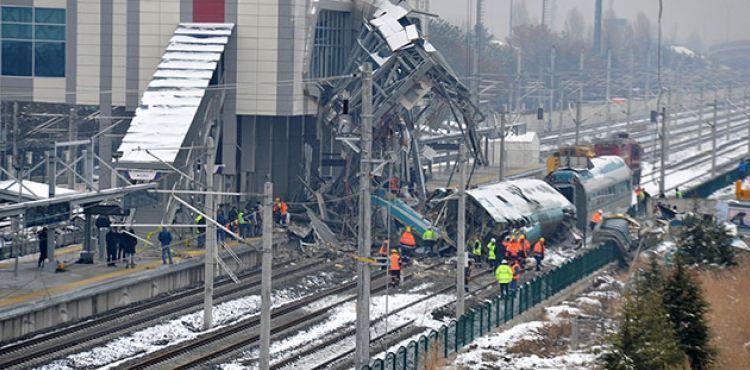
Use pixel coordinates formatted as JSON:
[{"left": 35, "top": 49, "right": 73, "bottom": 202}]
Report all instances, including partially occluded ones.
[{"left": 362, "top": 242, "right": 619, "bottom": 370}]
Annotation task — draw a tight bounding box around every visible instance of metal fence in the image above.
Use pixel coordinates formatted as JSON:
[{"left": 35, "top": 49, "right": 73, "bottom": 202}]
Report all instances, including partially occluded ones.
[{"left": 363, "top": 242, "right": 619, "bottom": 370}]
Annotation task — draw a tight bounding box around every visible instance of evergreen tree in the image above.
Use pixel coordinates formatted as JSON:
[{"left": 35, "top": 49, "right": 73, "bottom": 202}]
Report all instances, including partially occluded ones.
[
  {"left": 603, "top": 270, "right": 685, "bottom": 369},
  {"left": 676, "top": 215, "right": 736, "bottom": 266},
  {"left": 663, "top": 262, "right": 715, "bottom": 369}
]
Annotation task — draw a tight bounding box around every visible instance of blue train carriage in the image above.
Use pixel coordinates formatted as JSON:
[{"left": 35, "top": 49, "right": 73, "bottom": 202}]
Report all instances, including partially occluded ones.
[
  {"left": 546, "top": 156, "right": 633, "bottom": 232},
  {"left": 465, "top": 179, "right": 576, "bottom": 245}
]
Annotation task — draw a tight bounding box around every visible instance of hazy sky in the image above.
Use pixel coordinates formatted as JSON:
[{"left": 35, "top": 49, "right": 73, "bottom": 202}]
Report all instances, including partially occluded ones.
[{"left": 429, "top": 0, "right": 750, "bottom": 46}]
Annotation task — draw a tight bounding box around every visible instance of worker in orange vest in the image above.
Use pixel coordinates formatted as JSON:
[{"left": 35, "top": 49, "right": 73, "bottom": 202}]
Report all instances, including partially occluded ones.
[
  {"left": 533, "top": 237, "right": 545, "bottom": 271},
  {"left": 589, "top": 209, "right": 603, "bottom": 230},
  {"left": 378, "top": 239, "right": 389, "bottom": 269},
  {"left": 506, "top": 235, "right": 519, "bottom": 261},
  {"left": 389, "top": 176, "right": 400, "bottom": 195},
  {"left": 399, "top": 226, "right": 416, "bottom": 249},
  {"left": 511, "top": 260, "right": 521, "bottom": 292},
  {"left": 389, "top": 249, "right": 402, "bottom": 287},
  {"left": 519, "top": 235, "right": 531, "bottom": 258}
]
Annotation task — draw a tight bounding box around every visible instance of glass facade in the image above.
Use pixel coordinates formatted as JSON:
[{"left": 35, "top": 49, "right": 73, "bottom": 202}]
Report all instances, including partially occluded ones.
[
  {"left": 1, "top": 6, "right": 65, "bottom": 77},
  {"left": 310, "top": 10, "right": 351, "bottom": 79}
]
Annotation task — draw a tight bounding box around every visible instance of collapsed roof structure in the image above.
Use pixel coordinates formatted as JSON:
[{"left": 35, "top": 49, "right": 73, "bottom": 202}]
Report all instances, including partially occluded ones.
[{"left": 304, "top": 0, "right": 485, "bottom": 243}]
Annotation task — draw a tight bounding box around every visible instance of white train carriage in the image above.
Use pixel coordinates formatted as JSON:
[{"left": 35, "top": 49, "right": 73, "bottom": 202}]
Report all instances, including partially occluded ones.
[{"left": 546, "top": 156, "right": 633, "bottom": 231}]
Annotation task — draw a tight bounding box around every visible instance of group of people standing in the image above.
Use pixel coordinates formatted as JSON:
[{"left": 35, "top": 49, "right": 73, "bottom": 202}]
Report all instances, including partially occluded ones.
[
  {"left": 105, "top": 227, "right": 138, "bottom": 268},
  {"left": 472, "top": 233, "right": 546, "bottom": 272}
]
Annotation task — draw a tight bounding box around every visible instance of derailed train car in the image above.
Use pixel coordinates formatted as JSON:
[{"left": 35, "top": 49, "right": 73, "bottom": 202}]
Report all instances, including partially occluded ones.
[
  {"left": 546, "top": 156, "right": 633, "bottom": 231},
  {"left": 464, "top": 179, "right": 576, "bottom": 245}
]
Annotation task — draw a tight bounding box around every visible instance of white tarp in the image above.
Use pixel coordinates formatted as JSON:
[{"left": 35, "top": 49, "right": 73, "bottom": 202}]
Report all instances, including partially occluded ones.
[
  {"left": 118, "top": 23, "right": 234, "bottom": 165},
  {"left": 466, "top": 179, "right": 574, "bottom": 223}
]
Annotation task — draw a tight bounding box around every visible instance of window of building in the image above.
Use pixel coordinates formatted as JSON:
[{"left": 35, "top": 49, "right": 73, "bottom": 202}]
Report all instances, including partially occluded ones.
[
  {"left": 310, "top": 10, "right": 352, "bottom": 79},
  {"left": 1, "top": 6, "right": 65, "bottom": 77}
]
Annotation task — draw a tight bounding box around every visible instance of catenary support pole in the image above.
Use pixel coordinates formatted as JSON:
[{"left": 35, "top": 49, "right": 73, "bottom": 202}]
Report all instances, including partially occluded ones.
[
  {"left": 605, "top": 49, "right": 612, "bottom": 136},
  {"left": 549, "top": 46, "right": 556, "bottom": 135},
  {"left": 557, "top": 86, "right": 565, "bottom": 150},
  {"left": 712, "top": 97, "right": 718, "bottom": 177},
  {"left": 355, "top": 62, "right": 374, "bottom": 370},
  {"left": 457, "top": 143, "right": 466, "bottom": 317},
  {"left": 515, "top": 49, "right": 522, "bottom": 112},
  {"left": 203, "top": 138, "right": 216, "bottom": 331},
  {"left": 698, "top": 86, "right": 704, "bottom": 151},
  {"left": 499, "top": 106, "right": 506, "bottom": 181},
  {"left": 627, "top": 52, "right": 634, "bottom": 132},
  {"left": 45, "top": 150, "right": 56, "bottom": 272},
  {"left": 67, "top": 107, "right": 77, "bottom": 189},
  {"left": 259, "top": 181, "right": 273, "bottom": 370},
  {"left": 659, "top": 107, "right": 667, "bottom": 196}
]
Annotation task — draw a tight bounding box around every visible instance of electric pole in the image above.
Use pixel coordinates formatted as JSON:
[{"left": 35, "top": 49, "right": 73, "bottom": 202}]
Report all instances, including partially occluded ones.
[
  {"left": 457, "top": 143, "right": 466, "bottom": 317},
  {"left": 499, "top": 105, "right": 507, "bottom": 181},
  {"left": 698, "top": 86, "right": 704, "bottom": 151},
  {"left": 67, "top": 107, "right": 77, "bottom": 189},
  {"left": 44, "top": 150, "right": 56, "bottom": 272},
  {"left": 203, "top": 137, "right": 216, "bottom": 331},
  {"left": 355, "top": 62, "right": 374, "bottom": 370},
  {"left": 259, "top": 181, "right": 273, "bottom": 370},
  {"left": 575, "top": 50, "right": 584, "bottom": 146},
  {"left": 514, "top": 49, "right": 522, "bottom": 112},
  {"left": 549, "top": 46, "right": 556, "bottom": 136},
  {"left": 627, "top": 52, "right": 634, "bottom": 132},
  {"left": 508, "top": 0, "right": 514, "bottom": 39},
  {"left": 605, "top": 49, "right": 612, "bottom": 137},
  {"left": 557, "top": 86, "right": 565, "bottom": 150},
  {"left": 659, "top": 107, "right": 667, "bottom": 196},
  {"left": 712, "top": 97, "right": 718, "bottom": 177}
]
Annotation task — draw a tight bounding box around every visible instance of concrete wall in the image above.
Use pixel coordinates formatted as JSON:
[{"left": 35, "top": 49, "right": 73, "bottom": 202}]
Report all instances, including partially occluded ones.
[{"left": 0, "top": 237, "right": 294, "bottom": 342}]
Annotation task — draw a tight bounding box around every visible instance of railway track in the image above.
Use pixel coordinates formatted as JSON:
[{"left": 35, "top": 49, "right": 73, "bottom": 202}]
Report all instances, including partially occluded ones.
[
  {"left": 117, "top": 263, "right": 444, "bottom": 369},
  {"left": 0, "top": 260, "right": 324, "bottom": 369}
]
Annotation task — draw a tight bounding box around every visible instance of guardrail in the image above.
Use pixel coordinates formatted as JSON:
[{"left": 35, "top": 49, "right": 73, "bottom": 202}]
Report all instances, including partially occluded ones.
[{"left": 362, "top": 242, "right": 619, "bottom": 370}]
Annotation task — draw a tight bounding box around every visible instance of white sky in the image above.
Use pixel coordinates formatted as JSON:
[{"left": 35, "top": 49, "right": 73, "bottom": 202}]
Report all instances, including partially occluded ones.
[{"left": 428, "top": 0, "right": 750, "bottom": 46}]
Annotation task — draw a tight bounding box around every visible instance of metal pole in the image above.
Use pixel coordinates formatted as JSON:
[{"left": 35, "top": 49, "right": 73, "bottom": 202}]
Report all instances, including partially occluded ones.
[
  {"left": 575, "top": 50, "right": 583, "bottom": 146},
  {"left": 627, "top": 52, "right": 634, "bottom": 132},
  {"left": 575, "top": 100, "right": 582, "bottom": 146},
  {"left": 508, "top": 0, "right": 514, "bottom": 39},
  {"left": 457, "top": 144, "right": 466, "bottom": 317},
  {"left": 67, "top": 107, "right": 76, "bottom": 189},
  {"left": 712, "top": 98, "right": 718, "bottom": 177},
  {"left": 203, "top": 138, "right": 216, "bottom": 331},
  {"left": 515, "top": 49, "right": 522, "bottom": 112},
  {"left": 659, "top": 107, "right": 667, "bottom": 196},
  {"left": 746, "top": 91, "right": 750, "bottom": 154},
  {"left": 557, "top": 86, "right": 565, "bottom": 150},
  {"left": 605, "top": 49, "right": 612, "bottom": 137},
  {"left": 549, "top": 47, "right": 556, "bottom": 135},
  {"left": 45, "top": 150, "right": 56, "bottom": 272},
  {"left": 499, "top": 106, "right": 507, "bottom": 181},
  {"left": 698, "top": 86, "right": 704, "bottom": 151},
  {"left": 259, "top": 181, "right": 273, "bottom": 370},
  {"left": 355, "top": 62, "right": 374, "bottom": 370}
]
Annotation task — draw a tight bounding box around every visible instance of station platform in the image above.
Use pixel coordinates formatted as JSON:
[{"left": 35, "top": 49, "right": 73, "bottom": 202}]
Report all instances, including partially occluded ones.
[
  {"left": 0, "top": 233, "right": 292, "bottom": 342},
  {"left": 0, "top": 238, "right": 240, "bottom": 309}
]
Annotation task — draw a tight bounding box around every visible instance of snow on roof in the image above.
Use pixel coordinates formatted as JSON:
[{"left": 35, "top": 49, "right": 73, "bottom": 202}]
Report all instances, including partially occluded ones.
[
  {"left": 117, "top": 23, "right": 234, "bottom": 165},
  {"left": 466, "top": 179, "right": 573, "bottom": 223},
  {"left": 369, "top": 0, "right": 414, "bottom": 52},
  {"left": 0, "top": 180, "right": 78, "bottom": 201}
]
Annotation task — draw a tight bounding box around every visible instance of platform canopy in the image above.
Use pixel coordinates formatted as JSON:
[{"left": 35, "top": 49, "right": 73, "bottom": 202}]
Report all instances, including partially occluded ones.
[
  {"left": 0, "top": 180, "right": 79, "bottom": 202},
  {"left": 117, "top": 23, "right": 234, "bottom": 167}
]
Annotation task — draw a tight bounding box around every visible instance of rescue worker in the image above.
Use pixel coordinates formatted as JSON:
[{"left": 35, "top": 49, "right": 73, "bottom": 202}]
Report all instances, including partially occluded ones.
[
  {"left": 158, "top": 227, "right": 174, "bottom": 265},
  {"left": 389, "top": 175, "right": 400, "bottom": 195},
  {"left": 217, "top": 209, "right": 227, "bottom": 242},
  {"left": 464, "top": 260, "right": 473, "bottom": 293},
  {"left": 389, "top": 249, "right": 402, "bottom": 287},
  {"left": 273, "top": 198, "right": 282, "bottom": 224},
  {"left": 471, "top": 238, "right": 483, "bottom": 267},
  {"left": 422, "top": 227, "right": 438, "bottom": 256},
  {"left": 487, "top": 238, "right": 497, "bottom": 269},
  {"left": 195, "top": 214, "right": 206, "bottom": 247},
  {"left": 228, "top": 207, "right": 239, "bottom": 234},
  {"left": 495, "top": 259, "right": 513, "bottom": 297},
  {"left": 675, "top": 187, "right": 683, "bottom": 199},
  {"left": 378, "top": 239, "right": 389, "bottom": 270},
  {"left": 506, "top": 235, "right": 519, "bottom": 262},
  {"left": 533, "top": 237, "right": 545, "bottom": 271},
  {"left": 519, "top": 235, "right": 531, "bottom": 260},
  {"left": 280, "top": 200, "right": 289, "bottom": 226},
  {"left": 399, "top": 226, "right": 416, "bottom": 250},
  {"left": 589, "top": 209, "right": 603, "bottom": 231},
  {"left": 511, "top": 260, "right": 522, "bottom": 292}
]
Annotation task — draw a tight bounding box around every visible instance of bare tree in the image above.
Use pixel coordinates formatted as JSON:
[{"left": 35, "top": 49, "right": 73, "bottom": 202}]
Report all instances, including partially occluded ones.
[{"left": 564, "top": 8, "right": 586, "bottom": 43}]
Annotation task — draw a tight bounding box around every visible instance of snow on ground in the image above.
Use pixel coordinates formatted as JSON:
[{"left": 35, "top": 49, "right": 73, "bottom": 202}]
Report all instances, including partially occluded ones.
[
  {"left": 543, "top": 247, "right": 579, "bottom": 268},
  {"left": 221, "top": 281, "right": 455, "bottom": 370},
  {"left": 36, "top": 271, "right": 341, "bottom": 370},
  {"left": 450, "top": 272, "right": 623, "bottom": 370}
]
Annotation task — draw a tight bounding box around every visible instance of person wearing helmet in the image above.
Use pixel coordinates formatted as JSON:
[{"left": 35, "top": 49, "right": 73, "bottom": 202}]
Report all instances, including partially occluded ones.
[
  {"left": 589, "top": 209, "right": 604, "bottom": 230},
  {"left": 533, "top": 237, "right": 546, "bottom": 271},
  {"left": 389, "top": 248, "right": 402, "bottom": 287},
  {"left": 506, "top": 235, "right": 519, "bottom": 261},
  {"left": 495, "top": 259, "right": 513, "bottom": 297},
  {"left": 472, "top": 238, "right": 483, "bottom": 268},
  {"left": 399, "top": 226, "right": 416, "bottom": 249},
  {"left": 487, "top": 237, "right": 497, "bottom": 269}
]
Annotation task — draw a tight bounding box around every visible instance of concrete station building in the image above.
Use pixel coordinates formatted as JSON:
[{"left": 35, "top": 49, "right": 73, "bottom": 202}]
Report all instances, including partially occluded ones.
[{"left": 0, "top": 0, "right": 392, "bottom": 198}]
